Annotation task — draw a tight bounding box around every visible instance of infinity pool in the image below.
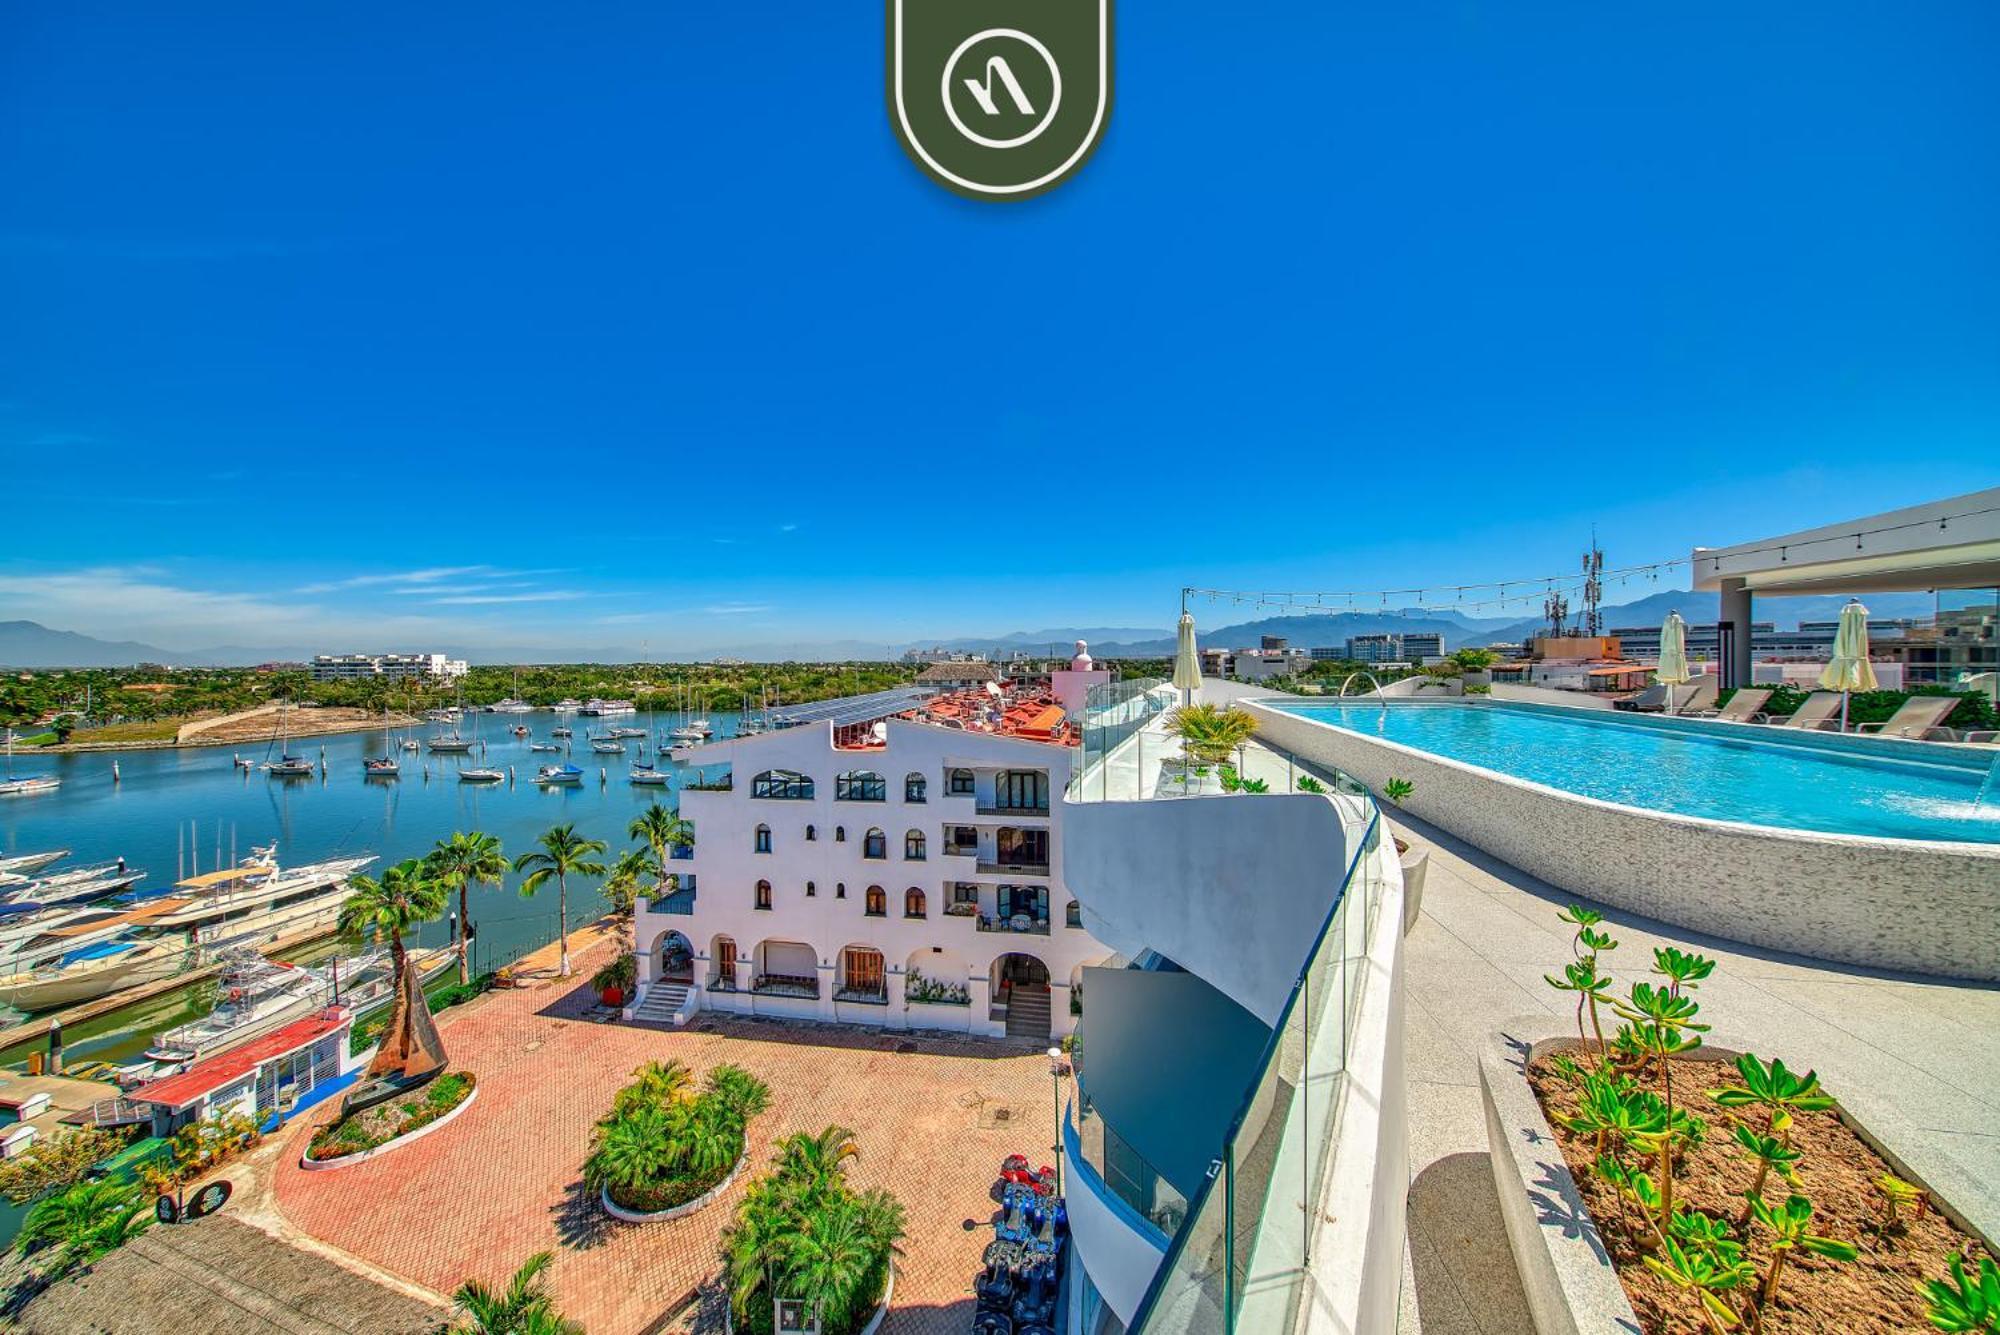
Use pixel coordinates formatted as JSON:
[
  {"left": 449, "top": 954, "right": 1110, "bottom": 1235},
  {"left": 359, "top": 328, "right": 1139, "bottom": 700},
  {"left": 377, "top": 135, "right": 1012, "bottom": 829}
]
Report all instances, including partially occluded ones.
[{"left": 1270, "top": 701, "right": 2000, "bottom": 844}]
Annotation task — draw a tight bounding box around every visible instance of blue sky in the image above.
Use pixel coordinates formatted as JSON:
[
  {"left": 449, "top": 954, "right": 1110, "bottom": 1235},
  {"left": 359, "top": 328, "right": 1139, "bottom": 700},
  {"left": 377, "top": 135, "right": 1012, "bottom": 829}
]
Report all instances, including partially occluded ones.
[{"left": 2, "top": 2, "right": 1996, "bottom": 655}]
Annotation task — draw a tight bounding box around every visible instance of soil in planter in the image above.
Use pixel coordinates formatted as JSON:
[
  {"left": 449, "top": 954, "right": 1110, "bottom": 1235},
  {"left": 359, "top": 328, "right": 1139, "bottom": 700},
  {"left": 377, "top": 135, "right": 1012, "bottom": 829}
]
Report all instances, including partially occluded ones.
[{"left": 1530, "top": 1053, "right": 1996, "bottom": 1334}]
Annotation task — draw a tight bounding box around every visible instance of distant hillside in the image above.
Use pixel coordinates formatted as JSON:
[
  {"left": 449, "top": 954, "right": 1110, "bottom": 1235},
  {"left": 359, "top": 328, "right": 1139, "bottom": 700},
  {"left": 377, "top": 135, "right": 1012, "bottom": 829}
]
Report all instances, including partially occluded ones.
[{"left": 0, "top": 621, "right": 193, "bottom": 668}]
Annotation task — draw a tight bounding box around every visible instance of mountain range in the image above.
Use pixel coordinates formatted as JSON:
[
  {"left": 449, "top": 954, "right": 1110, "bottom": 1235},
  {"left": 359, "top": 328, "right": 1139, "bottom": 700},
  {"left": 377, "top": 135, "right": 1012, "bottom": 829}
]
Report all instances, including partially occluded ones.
[{"left": 0, "top": 589, "right": 1947, "bottom": 668}]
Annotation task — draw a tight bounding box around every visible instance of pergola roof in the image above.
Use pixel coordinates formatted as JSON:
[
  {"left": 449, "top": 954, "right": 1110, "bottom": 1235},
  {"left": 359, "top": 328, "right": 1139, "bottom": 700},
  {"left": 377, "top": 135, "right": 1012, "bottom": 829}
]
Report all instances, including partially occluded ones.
[{"left": 1691, "top": 487, "right": 2000, "bottom": 596}]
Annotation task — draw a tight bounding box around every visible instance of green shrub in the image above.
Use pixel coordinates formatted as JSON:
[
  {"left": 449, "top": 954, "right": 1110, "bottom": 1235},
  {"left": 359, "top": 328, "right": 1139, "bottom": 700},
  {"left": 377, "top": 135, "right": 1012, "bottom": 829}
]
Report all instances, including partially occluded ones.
[{"left": 1719, "top": 685, "right": 1996, "bottom": 732}]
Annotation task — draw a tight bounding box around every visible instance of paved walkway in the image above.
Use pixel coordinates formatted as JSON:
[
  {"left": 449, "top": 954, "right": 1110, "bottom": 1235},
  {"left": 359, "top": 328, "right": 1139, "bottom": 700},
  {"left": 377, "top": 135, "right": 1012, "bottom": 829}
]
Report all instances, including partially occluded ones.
[
  {"left": 1392, "top": 808, "right": 2000, "bottom": 1335},
  {"left": 268, "top": 930, "right": 1056, "bottom": 1335}
]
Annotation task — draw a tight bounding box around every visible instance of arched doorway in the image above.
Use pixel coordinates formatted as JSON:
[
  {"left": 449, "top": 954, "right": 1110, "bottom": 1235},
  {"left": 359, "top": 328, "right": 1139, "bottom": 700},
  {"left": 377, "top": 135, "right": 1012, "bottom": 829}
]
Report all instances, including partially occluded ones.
[
  {"left": 655, "top": 930, "right": 694, "bottom": 985},
  {"left": 991, "top": 953, "right": 1052, "bottom": 1040}
]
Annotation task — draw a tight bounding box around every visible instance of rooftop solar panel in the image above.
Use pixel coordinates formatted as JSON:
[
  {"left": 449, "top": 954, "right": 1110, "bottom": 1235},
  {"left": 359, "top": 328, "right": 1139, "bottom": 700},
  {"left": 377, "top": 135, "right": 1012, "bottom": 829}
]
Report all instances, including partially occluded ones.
[{"left": 768, "top": 686, "right": 940, "bottom": 730}]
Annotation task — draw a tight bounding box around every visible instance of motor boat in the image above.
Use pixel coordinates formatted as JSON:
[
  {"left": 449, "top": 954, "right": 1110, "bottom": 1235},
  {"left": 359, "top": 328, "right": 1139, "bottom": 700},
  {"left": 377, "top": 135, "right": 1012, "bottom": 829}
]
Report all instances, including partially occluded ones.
[
  {"left": 459, "top": 767, "right": 504, "bottom": 783},
  {"left": 590, "top": 738, "right": 625, "bottom": 754},
  {"left": 535, "top": 764, "right": 584, "bottom": 786},
  {"left": 529, "top": 742, "right": 562, "bottom": 753},
  {"left": 0, "top": 850, "right": 68, "bottom": 881},
  {"left": 629, "top": 765, "right": 670, "bottom": 786}
]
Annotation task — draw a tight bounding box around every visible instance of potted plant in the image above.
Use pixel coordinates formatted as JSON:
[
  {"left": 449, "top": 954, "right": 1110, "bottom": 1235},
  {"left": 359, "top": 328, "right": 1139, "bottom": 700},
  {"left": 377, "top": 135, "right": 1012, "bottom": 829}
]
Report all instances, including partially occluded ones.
[
  {"left": 1379, "top": 778, "right": 1428, "bottom": 932},
  {"left": 594, "top": 951, "right": 637, "bottom": 1008}
]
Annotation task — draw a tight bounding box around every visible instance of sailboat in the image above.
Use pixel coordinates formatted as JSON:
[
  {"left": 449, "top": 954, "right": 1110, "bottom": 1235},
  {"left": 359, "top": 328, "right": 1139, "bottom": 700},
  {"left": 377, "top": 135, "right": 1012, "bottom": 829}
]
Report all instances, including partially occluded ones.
[
  {"left": 0, "top": 731, "right": 61, "bottom": 798},
  {"left": 363, "top": 704, "right": 400, "bottom": 777},
  {"left": 264, "top": 705, "right": 315, "bottom": 777},
  {"left": 534, "top": 763, "right": 584, "bottom": 785},
  {"left": 428, "top": 682, "right": 475, "bottom": 752}
]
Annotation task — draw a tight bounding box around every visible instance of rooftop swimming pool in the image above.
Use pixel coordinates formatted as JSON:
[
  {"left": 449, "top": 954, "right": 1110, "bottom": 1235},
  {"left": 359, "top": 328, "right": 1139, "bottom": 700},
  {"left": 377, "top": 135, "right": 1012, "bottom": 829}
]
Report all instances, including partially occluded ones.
[{"left": 1269, "top": 700, "right": 2000, "bottom": 845}]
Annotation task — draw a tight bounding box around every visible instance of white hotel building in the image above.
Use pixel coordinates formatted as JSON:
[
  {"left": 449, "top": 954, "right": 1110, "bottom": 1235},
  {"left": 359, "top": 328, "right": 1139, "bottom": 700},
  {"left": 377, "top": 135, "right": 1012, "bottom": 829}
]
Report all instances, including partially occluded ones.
[
  {"left": 629, "top": 662, "right": 1119, "bottom": 1042},
  {"left": 628, "top": 656, "right": 1414, "bottom": 1335}
]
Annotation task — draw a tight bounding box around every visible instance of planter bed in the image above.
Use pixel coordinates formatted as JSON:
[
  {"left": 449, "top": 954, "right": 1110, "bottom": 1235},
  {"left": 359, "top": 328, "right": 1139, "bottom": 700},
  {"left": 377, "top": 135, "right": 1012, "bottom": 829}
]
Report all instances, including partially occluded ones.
[
  {"left": 1484, "top": 1023, "right": 1997, "bottom": 1335},
  {"left": 726, "top": 1265, "right": 892, "bottom": 1335},
  {"left": 602, "top": 1149, "right": 748, "bottom": 1222},
  {"left": 302, "top": 1073, "right": 478, "bottom": 1169}
]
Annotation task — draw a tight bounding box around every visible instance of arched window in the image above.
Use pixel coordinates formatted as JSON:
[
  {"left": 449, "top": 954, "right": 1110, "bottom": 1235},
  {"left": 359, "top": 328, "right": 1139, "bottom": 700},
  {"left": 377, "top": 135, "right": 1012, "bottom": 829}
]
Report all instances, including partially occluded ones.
[
  {"left": 805, "top": 880, "right": 817, "bottom": 897},
  {"left": 835, "top": 826, "right": 846, "bottom": 842},
  {"left": 863, "top": 828, "right": 886, "bottom": 860},
  {"left": 904, "top": 887, "right": 927, "bottom": 918},
  {"left": 753, "top": 824, "right": 772, "bottom": 854},
  {"left": 835, "top": 770, "right": 887, "bottom": 802},
  {"left": 949, "top": 767, "right": 975, "bottom": 795},
  {"left": 904, "top": 830, "right": 926, "bottom": 860},
  {"left": 841, "top": 947, "right": 885, "bottom": 999},
  {"left": 754, "top": 880, "right": 773, "bottom": 911},
  {"left": 752, "top": 769, "right": 814, "bottom": 800},
  {"left": 904, "top": 772, "right": 927, "bottom": 803},
  {"left": 864, "top": 886, "right": 887, "bottom": 917},
  {"left": 805, "top": 824, "right": 816, "bottom": 841},
  {"left": 836, "top": 882, "right": 847, "bottom": 899}
]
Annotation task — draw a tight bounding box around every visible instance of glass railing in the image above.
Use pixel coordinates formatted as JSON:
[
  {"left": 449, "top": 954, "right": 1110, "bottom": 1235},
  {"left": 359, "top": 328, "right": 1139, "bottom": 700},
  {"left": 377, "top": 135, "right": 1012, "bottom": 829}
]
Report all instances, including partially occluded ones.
[
  {"left": 1070, "top": 677, "right": 1178, "bottom": 801},
  {"left": 1125, "top": 807, "right": 1390, "bottom": 1335},
  {"left": 1072, "top": 1092, "right": 1192, "bottom": 1241}
]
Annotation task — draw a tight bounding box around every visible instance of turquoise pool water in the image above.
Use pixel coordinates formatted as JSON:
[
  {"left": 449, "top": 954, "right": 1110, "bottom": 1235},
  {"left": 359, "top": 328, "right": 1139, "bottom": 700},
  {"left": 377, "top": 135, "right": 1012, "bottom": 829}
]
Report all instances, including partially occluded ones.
[{"left": 1272, "top": 701, "right": 2000, "bottom": 844}]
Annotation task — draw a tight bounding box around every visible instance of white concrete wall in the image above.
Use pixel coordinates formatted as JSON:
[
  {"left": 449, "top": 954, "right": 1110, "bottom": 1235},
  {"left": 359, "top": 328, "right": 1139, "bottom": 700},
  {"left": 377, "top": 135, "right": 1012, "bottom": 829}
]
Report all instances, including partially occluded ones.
[
  {"left": 1246, "top": 700, "right": 2000, "bottom": 982},
  {"left": 633, "top": 717, "right": 1113, "bottom": 1035}
]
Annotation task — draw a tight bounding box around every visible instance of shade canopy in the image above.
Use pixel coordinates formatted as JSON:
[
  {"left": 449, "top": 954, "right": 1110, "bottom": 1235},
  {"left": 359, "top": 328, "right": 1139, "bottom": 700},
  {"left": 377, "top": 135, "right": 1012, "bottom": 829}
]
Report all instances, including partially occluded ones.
[
  {"left": 1654, "top": 611, "right": 1691, "bottom": 687},
  {"left": 1819, "top": 599, "right": 1880, "bottom": 693},
  {"left": 1172, "top": 612, "right": 1202, "bottom": 693}
]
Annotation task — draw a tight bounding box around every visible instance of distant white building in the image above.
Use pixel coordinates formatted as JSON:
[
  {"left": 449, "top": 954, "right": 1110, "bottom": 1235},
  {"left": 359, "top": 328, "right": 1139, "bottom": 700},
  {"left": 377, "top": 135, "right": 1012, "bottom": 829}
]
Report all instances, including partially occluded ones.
[
  {"left": 309, "top": 652, "right": 467, "bottom": 683},
  {"left": 901, "top": 647, "right": 989, "bottom": 665}
]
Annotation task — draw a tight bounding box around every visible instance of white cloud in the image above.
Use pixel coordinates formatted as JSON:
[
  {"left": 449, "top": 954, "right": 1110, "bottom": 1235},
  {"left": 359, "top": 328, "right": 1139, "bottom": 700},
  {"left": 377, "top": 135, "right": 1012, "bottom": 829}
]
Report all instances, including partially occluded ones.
[
  {"left": 423, "top": 590, "right": 590, "bottom": 606},
  {"left": 297, "top": 566, "right": 493, "bottom": 594}
]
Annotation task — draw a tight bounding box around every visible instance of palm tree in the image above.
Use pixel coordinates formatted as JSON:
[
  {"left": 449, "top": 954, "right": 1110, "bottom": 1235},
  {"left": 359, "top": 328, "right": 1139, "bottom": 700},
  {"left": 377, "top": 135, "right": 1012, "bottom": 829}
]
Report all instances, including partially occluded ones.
[
  {"left": 451, "top": 1251, "right": 582, "bottom": 1335},
  {"left": 13, "top": 1179, "right": 151, "bottom": 1279},
  {"left": 675, "top": 1099, "right": 741, "bottom": 1179},
  {"left": 511, "top": 824, "right": 607, "bottom": 978},
  {"left": 706, "top": 1063, "right": 772, "bottom": 1125},
  {"left": 338, "top": 858, "right": 449, "bottom": 1000},
  {"left": 785, "top": 1197, "right": 878, "bottom": 1330},
  {"left": 628, "top": 802, "right": 693, "bottom": 889},
  {"left": 774, "top": 1125, "right": 860, "bottom": 1197},
  {"left": 722, "top": 1177, "right": 791, "bottom": 1323},
  {"left": 584, "top": 1104, "right": 675, "bottom": 1194},
  {"left": 1165, "top": 702, "right": 1259, "bottom": 767},
  {"left": 609, "top": 1059, "right": 692, "bottom": 1117},
  {"left": 426, "top": 830, "right": 507, "bottom": 984},
  {"left": 602, "top": 847, "right": 659, "bottom": 918}
]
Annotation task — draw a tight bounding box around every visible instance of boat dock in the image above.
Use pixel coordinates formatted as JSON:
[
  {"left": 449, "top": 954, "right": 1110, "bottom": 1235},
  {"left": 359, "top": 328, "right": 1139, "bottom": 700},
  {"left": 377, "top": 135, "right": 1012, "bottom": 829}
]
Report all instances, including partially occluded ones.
[{"left": 0, "top": 919, "right": 347, "bottom": 1055}]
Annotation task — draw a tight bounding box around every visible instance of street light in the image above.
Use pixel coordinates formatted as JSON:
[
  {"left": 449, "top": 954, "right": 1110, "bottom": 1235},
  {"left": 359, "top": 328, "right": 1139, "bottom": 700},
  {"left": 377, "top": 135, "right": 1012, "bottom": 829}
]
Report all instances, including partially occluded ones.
[{"left": 1047, "top": 1045, "right": 1069, "bottom": 1196}]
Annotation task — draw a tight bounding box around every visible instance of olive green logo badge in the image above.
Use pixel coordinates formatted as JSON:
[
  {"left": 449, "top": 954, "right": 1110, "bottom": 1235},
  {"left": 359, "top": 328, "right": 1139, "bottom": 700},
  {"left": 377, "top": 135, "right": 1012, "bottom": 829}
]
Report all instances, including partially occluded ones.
[{"left": 888, "top": 0, "right": 1112, "bottom": 200}]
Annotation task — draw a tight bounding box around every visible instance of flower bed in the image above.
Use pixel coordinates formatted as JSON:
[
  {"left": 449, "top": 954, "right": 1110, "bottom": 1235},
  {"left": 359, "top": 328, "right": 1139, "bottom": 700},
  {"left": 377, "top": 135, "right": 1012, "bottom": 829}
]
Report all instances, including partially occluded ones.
[
  {"left": 1500, "top": 904, "right": 2000, "bottom": 1334},
  {"left": 588, "top": 1061, "right": 769, "bottom": 1225},
  {"left": 601, "top": 1148, "right": 747, "bottom": 1222},
  {"left": 305, "top": 1072, "right": 477, "bottom": 1164}
]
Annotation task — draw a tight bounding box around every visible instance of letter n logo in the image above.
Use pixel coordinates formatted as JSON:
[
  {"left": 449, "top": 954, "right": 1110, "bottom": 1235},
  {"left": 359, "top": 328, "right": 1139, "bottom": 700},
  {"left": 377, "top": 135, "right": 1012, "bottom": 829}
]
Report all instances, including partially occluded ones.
[{"left": 888, "top": 0, "right": 1112, "bottom": 201}]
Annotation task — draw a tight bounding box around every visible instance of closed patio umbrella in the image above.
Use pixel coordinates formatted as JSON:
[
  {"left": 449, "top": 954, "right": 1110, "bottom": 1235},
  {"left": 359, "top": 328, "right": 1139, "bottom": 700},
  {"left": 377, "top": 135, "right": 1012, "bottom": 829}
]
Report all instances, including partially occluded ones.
[
  {"left": 1172, "top": 612, "right": 1202, "bottom": 705},
  {"left": 1655, "top": 611, "right": 1691, "bottom": 715},
  {"left": 1819, "top": 598, "right": 1877, "bottom": 732}
]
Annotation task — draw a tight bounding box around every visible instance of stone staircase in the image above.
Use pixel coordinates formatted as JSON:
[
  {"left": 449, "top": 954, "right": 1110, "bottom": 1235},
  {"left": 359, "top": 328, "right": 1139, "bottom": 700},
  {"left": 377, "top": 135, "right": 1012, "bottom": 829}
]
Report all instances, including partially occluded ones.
[
  {"left": 631, "top": 982, "right": 691, "bottom": 1027},
  {"left": 1004, "top": 985, "right": 1051, "bottom": 1040}
]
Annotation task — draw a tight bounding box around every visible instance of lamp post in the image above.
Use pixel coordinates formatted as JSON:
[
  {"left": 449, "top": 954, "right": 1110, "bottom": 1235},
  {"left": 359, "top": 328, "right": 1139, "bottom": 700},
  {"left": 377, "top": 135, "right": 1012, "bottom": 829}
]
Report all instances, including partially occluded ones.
[{"left": 1047, "top": 1045, "right": 1069, "bottom": 1195}]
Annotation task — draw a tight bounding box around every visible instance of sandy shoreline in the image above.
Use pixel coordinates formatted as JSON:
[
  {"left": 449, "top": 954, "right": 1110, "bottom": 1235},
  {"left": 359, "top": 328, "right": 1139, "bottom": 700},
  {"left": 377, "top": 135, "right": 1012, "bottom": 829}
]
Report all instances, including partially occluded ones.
[{"left": 30, "top": 709, "right": 421, "bottom": 755}]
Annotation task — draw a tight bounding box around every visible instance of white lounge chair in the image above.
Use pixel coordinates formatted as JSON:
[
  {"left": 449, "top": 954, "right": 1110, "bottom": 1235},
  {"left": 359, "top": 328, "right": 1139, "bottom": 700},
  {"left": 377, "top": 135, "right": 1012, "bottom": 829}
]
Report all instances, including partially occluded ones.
[
  {"left": 1854, "top": 695, "right": 1963, "bottom": 742},
  {"left": 1764, "top": 691, "right": 1844, "bottom": 731},
  {"left": 1689, "top": 688, "right": 1773, "bottom": 723}
]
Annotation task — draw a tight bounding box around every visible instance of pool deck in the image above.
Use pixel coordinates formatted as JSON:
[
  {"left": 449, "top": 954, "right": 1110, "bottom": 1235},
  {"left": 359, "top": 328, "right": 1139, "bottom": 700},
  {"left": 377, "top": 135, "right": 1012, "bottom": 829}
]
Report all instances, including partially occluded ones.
[{"left": 1392, "top": 803, "right": 2000, "bottom": 1335}]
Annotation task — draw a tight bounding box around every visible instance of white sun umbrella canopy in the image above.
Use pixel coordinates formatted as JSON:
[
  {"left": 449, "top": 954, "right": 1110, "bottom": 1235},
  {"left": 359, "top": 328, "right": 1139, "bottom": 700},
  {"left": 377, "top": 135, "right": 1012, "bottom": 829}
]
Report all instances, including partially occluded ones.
[
  {"left": 1655, "top": 611, "right": 1691, "bottom": 714},
  {"left": 1172, "top": 611, "right": 1202, "bottom": 703},
  {"left": 1818, "top": 598, "right": 1878, "bottom": 732}
]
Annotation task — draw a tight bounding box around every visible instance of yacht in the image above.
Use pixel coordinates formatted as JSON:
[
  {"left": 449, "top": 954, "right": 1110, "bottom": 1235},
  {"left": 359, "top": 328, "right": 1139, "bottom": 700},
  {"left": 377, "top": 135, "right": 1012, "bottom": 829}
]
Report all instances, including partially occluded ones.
[
  {"left": 550, "top": 726, "right": 573, "bottom": 739},
  {"left": 589, "top": 738, "right": 625, "bottom": 754},
  {"left": 490, "top": 698, "right": 535, "bottom": 714},
  {"left": 266, "top": 755, "right": 315, "bottom": 777},
  {"left": 0, "top": 936, "right": 192, "bottom": 1012},
  {"left": 1, "top": 862, "right": 146, "bottom": 910},
  {"left": 363, "top": 756, "right": 400, "bottom": 778},
  {"left": 459, "top": 766, "right": 505, "bottom": 783},
  {"left": 606, "top": 725, "right": 648, "bottom": 739},
  {"left": 529, "top": 741, "right": 563, "bottom": 753},
  {"left": 629, "top": 764, "right": 669, "bottom": 786},
  {"left": 0, "top": 776, "right": 61, "bottom": 797},
  {"left": 427, "top": 734, "right": 475, "bottom": 753},
  {"left": 143, "top": 948, "right": 354, "bottom": 1065},
  {"left": 400, "top": 738, "right": 421, "bottom": 752},
  {"left": 535, "top": 764, "right": 584, "bottom": 786},
  {"left": 424, "top": 707, "right": 463, "bottom": 724},
  {"left": 143, "top": 846, "right": 377, "bottom": 948},
  {"left": 0, "top": 850, "right": 69, "bottom": 883},
  {"left": 580, "top": 698, "right": 637, "bottom": 716},
  {"left": 552, "top": 698, "right": 583, "bottom": 713}
]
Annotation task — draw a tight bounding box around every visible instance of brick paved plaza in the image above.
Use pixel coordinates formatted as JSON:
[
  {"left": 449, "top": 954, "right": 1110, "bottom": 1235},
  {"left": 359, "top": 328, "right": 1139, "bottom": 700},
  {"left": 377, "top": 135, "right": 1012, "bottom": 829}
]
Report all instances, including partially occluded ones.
[{"left": 270, "top": 933, "right": 1057, "bottom": 1334}]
